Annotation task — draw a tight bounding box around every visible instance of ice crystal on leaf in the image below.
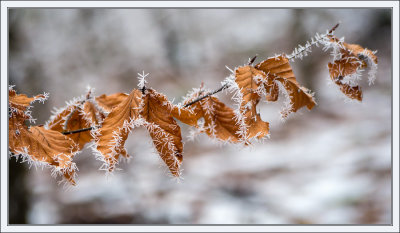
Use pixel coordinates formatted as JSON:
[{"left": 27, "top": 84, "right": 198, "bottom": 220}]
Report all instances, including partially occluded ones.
[
  {"left": 9, "top": 88, "right": 79, "bottom": 185},
  {"left": 255, "top": 55, "right": 316, "bottom": 118},
  {"left": 325, "top": 35, "right": 378, "bottom": 101},
  {"left": 94, "top": 89, "right": 143, "bottom": 172},
  {"left": 140, "top": 89, "right": 184, "bottom": 177}
]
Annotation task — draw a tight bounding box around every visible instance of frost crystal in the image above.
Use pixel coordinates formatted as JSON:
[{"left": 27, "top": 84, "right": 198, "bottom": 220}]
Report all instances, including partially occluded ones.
[{"left": 137, "top": 71, "right": 149, "bottom": 90}]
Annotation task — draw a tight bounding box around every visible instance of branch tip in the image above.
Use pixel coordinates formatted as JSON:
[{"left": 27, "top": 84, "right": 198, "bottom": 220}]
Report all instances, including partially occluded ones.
[
  {"left": 329, "top": 23, "right": 340, "bottom": 34},
  {"left": 248, "top": 55, "right": 257, "bottom": 65}
]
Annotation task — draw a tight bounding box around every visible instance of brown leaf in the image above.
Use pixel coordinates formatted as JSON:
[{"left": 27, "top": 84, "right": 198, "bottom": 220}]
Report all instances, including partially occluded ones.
[
  {"left": 94, "top": 89, "right": 142, "bottom": 172},
  {"left": 199, "top": 96, "right": 242, "bottom": 142},
  {"left": 9, "top": 123, "right": 79, "bottom": 185},
  {"left": 234, "top": 66, "right": 270, "bottom": 141},
  {"left": 343, "top": 42, "right": 378, "bottom": 65},
  {"left": 328, "top": 57, "right": 363, "bottom": 101},
  {"left": 9, "top": 87, "right": 47, "bottom": 122},
  {"left": 172, "top": 88, "right": 241, "bottom": 142},
  {"left": 9, "top": 88, "right": 78, "bottom": 184},
  {"left": 255, "top": 55, "right": 316, "bottom": 118},
  {"left": 47, "top": 100, "right": 102, "bottom": 150},
  {"left": 235, "top": 65, "right": 264, "bottom": 103},
  {"left": 326, "top": 36, "right": 378, "bottom": 101},
  {"left": 329, "top": 35, "right": 378, "bottom": 65},
  {"left": 171, "top": 105, "right": 202, "bottom": 127},
  {"left": 96, "top": 93, "right": 129, "bottom": 112},
  {"left": 140, "top": 89, "right": 183, "bottom": 177},
  {"left": 241, "top": 98, "right": 270, "bottom": 140},
  {"left": 170, "top": 88, "right": 205, "bottom": 127},
  {"left": 9, "top": 88, "right": 46, "bottom": 111}
]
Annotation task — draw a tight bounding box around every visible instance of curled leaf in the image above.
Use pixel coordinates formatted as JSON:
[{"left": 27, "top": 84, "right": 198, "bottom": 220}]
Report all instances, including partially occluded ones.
[
  {"left": 199, "top": 96, "right": 242, "bottom": 142},
  {"left": 96, "top": 93, "right": 129, "bottom": 112},
  {"left": 9, "top": 88, "right": 78, "bottom": 185},
  {"left": 326, "top": 36, "right": 378, "bottom": 100},
  {"left": 9, "top": 123, "right": 79, "bottom": 185},
  {"left": 94, "top": 89, "right": 143, "bottom": 172},
  {"left": 181, "top": 87, "right": 242, "bottom": 142},
  {"left": 140, "top": 89, "right": 183, "bottom": 177},
  {"left": 9, "top": 86, "right": 48, "bottom": 122},
  {"left": 47, "top": 100, "right": 102, "bottom": 150},
  {"left": 234, "top": 66, "right": 270, "bottom": 142},
  {"left": 255, "top": 55, "right": 316, "bottom": 118},
  {"left": 171, "top": 104, "right": 202, "bottom": 127},
  {"left": 328, "top": 56, "right": 363, "bottom": 101}
]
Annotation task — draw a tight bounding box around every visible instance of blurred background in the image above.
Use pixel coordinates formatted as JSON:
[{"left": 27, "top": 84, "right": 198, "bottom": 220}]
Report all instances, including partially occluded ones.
[{"left": 9, "top": 9, "right": 391, "bottom": 224}]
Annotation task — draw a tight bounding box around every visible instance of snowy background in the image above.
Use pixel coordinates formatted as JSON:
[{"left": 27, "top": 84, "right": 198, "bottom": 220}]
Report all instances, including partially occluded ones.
[{"left": 9, "top": 9, "right": 392, "bottom": 224}]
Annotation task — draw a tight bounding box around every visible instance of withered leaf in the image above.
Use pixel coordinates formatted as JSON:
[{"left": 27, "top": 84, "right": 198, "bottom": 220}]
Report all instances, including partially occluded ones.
[
  {"left": 326, "top": 36, "right": 378, "bottom": 101},
  {"left": 96, "top": 93, "right": 129, "bottom": 112},
  {"left": 171, "top": 104, "right": 202, "bottom": 127},
  {"left": 255, "top": 55, "right": 316, "bottom": 118},
  {"left": 95, "top": 89, "right": 142, "bottom": 172},
  {"left": 180, "top": 87, "right": 243, "bottom": 142},
  {"left": 328, "top": 35, "right": 378, "bottom": 65},
  {"left": 235, "top": 65, "right": 264, "bottom": 105},
  {"left": 47, "top": 100, "right": 102, "bottom": 150},
  {"left": 234, "top": 66, "right": 270, "bottom": 141},
  {"left": 9, "top": 87, "right": 47, "bottom": 122},
  {"left": 9, "top": 88, "right": 46, "bottom": 111},
  {"left": 9, "top": 88, "right": 78, "bottom": 185},
  {"left": 328, "top": 56, "right": 363, "bottom": 101},
  {"left": 343, "top": 42, "right": 378, "bottom": 65},
  {"left": 199, "top": 96, "right": 242, "bottom": 142},
  {"left": 9, "top": 123, "right": 79, "bottom": 185},
  {"left": 140, "top": 89, "right": 183, "bottom": 177}
]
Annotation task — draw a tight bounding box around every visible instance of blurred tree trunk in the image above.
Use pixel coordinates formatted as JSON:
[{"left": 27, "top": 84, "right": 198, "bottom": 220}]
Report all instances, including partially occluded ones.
[
  {"left": 9, "top": 158, "right": 29, "bottom": 224},
  {"left": 9, "top": 10, "right": 29, "bottom": 224}
]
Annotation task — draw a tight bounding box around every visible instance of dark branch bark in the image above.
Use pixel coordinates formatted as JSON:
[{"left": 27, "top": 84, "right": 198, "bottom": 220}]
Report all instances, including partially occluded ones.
[
  {"left": 183, "top": 83, "right": 229, "bottom": 107},
  {"left": 62, "top": 127, "right": 94, "bottom": 135}
]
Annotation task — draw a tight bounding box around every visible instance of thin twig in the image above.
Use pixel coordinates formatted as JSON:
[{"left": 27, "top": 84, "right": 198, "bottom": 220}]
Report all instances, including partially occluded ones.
[
  {"left": 329, "top": 23, "right": 340, "bottom": 34},
  {"left": 184, "top": 83, "right": 229, "bottom": 107},
  {"left": 62, "top": 127, "right": 94, "bottom": 135},
  {"left": 63, "top": 89, "right": 92, "bottom": 131},
  {"left": 248, "top": 55, "right": 257, "bottom": 65},
  {"left": 286, "top": 22, "right": 340, "bottom": 60},
  {"left": 183, "top": 55, "right": 257, "bottom": 108}
]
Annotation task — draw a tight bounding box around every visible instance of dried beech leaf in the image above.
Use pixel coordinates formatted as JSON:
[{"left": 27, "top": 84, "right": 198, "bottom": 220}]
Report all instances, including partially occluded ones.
[
  {"left": 242, "top": 98, "right": 270, "bottom": 140},
  {"left": 94, "top": 89, "right": 142, "bottom": 172},
  {"left": 175, "top": 88, "right": 242, "bottom": 142},
  {"left": 171, "top": 105, "right": 202, "bottom": 127},
  {"left": 140, "top": 89, "right": 183, "bottom": 177},
  {"left": 256, "top": 55, "right": 316, "bottom": 117},
  {"left": 8, "top": 88, "right": 77, "bottom": 184},
  {"left": 343, "top": 42, "right": 378, "bottom": 65},
  {"left": 9, "top": 89, "right": 46, "bottom": 111},
  {"left": 326, "top": 36, "right": 378, "bottom": 101},
  {"left": 47, "top": 100, "right": 102, "bottom": 150},
  {"left": 9, "top": 87, "right": 47, "bottom": 122},
  {"left": 234, "top": 66, "right": 270, "bottom": 141},
  {"left": 199, "top": 96, "right": 242, "bottom": 142},
  {"left": 328, "top": 57, "right": 363, "bottom": 101},
  {"left": 96, "top": 93, "right": 129, "bottom": 112},
  {"left": 329, "top": 35, "right": 378, "bottom": 65},
  {"left": 9, "top": 123, "right": 79, "bottom": 185},
  {"left": 235, "top": 65, "right": 264, "bottom": 104}
]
